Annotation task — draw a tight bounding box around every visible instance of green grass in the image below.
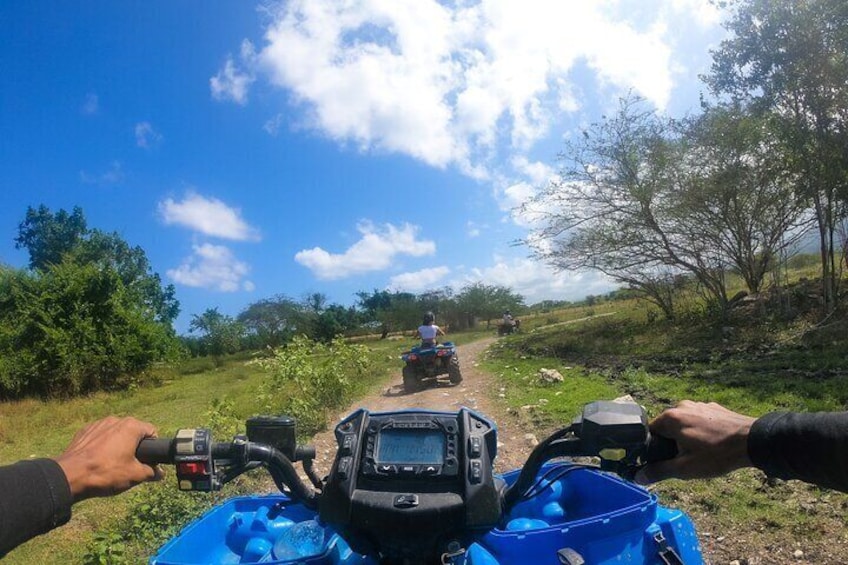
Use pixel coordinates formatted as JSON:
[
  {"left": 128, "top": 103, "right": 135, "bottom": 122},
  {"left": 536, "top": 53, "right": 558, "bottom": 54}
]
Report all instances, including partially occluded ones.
[
  {"left": 0, "top": 344, "right": 386, "bottom": 563},
  {"left": 0, "top": 328, "right": 494, "bottom": 564},
  {"left": 484, "top": 288, "right": 848, "bottom": 553}
]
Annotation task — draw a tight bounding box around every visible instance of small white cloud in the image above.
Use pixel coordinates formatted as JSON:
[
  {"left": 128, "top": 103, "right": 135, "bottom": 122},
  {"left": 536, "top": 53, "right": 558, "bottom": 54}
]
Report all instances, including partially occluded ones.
[
  {"left": 295, "top": 221, "right": 435, "bottom": 280},
  {"left": 167, "top": 243, "right": 252, "bottom": 292},
  {"left": 80, "top": 161, "right": 123, "bottom": 185},
  {"left": 389, "top": 266, "right": 450, "bottom": 292},
  {"left": 263, "top": 113, "right": 285, "bottom": 136},
  {"left": 135, "top": 121, "right": 163, "bottom": 149},
  {"left": 81, "top": 92, "right": 99, "bottom": 115},
  {"left": 210, "top": 40, "right": 257, "bottom": 105},
  {"left": 466, "top": 220, "right": 485, "bottom": 238},
  {"left": 159, "top": 192, "right": 261, "bottom": 241},
  {"left": 243, "top": 280, "right": 256, "bottom": 292}
]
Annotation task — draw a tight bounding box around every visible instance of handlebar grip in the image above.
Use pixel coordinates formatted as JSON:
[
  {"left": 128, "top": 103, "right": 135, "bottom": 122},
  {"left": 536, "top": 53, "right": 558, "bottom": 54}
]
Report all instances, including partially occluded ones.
[
  {"left": 645, "top": 434, "right": 678, "bottom": 463},
  {"left": 136, "top": 438, "right": 176, "bottom": 465}
]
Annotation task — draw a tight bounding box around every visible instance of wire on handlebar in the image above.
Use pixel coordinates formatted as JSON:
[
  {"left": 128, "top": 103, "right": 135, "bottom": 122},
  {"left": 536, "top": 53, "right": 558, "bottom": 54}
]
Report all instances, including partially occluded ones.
[
  {"left": 503, "top": 429, "right": 582, "bottom": 511},
  {"left": 247, "top": 444, "right": 319, "bottom": 510}
]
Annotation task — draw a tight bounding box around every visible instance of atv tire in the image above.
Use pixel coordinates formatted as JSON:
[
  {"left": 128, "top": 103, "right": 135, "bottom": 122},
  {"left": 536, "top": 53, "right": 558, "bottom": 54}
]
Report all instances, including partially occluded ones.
[
  {"left": 403, "top": 365, "right": 421, "bottom": 392},
  {"left": 448, "top": 356, "right": 463, "bottom": 384}
]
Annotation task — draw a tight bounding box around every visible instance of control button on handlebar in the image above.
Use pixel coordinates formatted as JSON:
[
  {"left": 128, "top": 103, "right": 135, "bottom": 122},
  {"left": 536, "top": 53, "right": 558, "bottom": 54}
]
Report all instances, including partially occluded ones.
[
  {"left": 337, "top": 456, "right": 352, "bottom": 479},
  {"left": 469, "top": 436, "right": 482, "bottom": 458},
  {"left": 469, "top": 461, "right": 482, "bottom": 484},
  {"left": 399, "top": 465, "right": 418, "bottom": 475},
  {"left": 341, "top": 434, "right": 355, "bottom": 455},
  {"left": 377, "top": 464, "right": 397, "bottom": 474}
]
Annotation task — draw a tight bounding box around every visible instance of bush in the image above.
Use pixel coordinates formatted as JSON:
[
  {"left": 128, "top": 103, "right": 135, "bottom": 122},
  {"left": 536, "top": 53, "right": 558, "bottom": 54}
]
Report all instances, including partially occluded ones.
[
  {"left": 0, "top": 262, "right": 177, "bottom": 398},
  {"left": 253, "top": 335, "right": 371, "bottom": 434}
]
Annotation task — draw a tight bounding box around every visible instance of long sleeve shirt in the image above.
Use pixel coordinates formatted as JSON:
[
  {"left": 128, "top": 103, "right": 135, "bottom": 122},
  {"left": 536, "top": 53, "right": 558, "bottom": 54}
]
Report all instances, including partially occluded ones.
[
  {"left": 0, "top": 458, "right": 72, "bottom": 557},
  {"left": 749, "top": 411, "right": 848, "bottom": 493}
]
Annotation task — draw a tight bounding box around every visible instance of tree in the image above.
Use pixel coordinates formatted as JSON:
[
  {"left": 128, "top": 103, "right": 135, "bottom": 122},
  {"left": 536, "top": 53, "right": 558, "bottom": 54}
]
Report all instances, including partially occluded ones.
[
  {"left": 189, "top": 308, "right": 244, "bottom": 357},
  {"left": 15, "top": 205, "right": 87, "bottom": 269},
  {"left": 524, "top": 96, "right": 730, "bottom": 316},
  {"left": 356, "top": 289, "right": 419, "bottom": 338},
  {"left": 705, "top": 0, "right": 848, "bottom": 310},
  {"left": 238, "top": 295, "right": 304, "bottom": 347},
  {"left": 0, "top": 262, "right": 176, "bottom": 397},
  {"left": 14, "top": 206, "right": 179, "bottom": 324},
  {"left": 681, "top": 104, "right": 812, "bottom": 294},
  {"left": 455, "top": 283, "right": 524, "bottom": 328}
]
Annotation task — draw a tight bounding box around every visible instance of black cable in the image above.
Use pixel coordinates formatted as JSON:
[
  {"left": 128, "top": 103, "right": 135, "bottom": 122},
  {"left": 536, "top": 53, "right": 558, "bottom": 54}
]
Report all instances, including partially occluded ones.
[{"left": 518, "top": 463, "right": 596, "bottom": 502}]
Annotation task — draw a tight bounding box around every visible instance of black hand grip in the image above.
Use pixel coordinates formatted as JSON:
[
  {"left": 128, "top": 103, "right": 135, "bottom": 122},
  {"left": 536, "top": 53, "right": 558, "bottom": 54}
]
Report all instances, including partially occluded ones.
[
  {"left": 645, "top": 433, "right": 678, "bottom": 463},
  {"left": 136, "top": 438, "right": 176, "bottom": 465}
]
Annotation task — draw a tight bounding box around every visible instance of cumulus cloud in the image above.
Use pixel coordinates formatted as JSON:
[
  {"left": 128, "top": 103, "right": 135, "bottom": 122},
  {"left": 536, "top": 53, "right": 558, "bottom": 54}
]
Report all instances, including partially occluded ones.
[
  {"left": 452, "top": 256, "right": 617, "bottom": 304},
  {"left": 167, "top": 243, "right": 253, "bottom": 292},
  {"left": 158, "top": 192, "right": 260, "bottom": 241},
  {"left": 210, "top": 40, "right": 257, "bottom": 104},
  {"left": 295, "top": 221, "right": 435, "bottom": 280},
  {"left": 212, "top": 0, "right": 711, "bottom": 175},
  {"left": 135, "top": 121, "right": 163, "bottom": 149},
  {"left": 389, "top": 266, "right": 451, "bottom": 292}
]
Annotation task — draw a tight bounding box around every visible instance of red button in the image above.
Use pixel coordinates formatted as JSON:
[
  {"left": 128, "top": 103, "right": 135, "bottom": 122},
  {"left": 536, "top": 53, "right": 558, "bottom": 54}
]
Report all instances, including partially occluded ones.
[{"left": 178, "top": 462, "right": 207, "bottom": 475}]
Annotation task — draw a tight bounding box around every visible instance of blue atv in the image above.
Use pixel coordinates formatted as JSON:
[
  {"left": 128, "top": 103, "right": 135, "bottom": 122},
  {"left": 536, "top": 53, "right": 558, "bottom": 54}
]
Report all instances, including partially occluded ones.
[
  {"left": 401, "top": 341, "right": 462, "bottom": 391},
  {"left": 139, "top": 401, "right": 702, "bottom": 565}
]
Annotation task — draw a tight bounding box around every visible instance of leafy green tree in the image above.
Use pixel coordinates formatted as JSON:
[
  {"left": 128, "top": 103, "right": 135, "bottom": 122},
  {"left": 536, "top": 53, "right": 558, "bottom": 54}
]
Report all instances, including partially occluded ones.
[
  {"left": 238, "top": 295, "right": 304, "bottom": 347},
  {"left": 15, "top": 205, "right": 87, "bottom": 270},
  {"left": 15, "top": 205, "right": 179, "bottom": 324},
  {"left": 356, "top": 289, "right": 419, "bottom": 337},
  {"left": 0, "top": 206, "right": 179, "bottom": 398},
  {"left": 681, "top": 104, "right": 811, "bottom": 294},
  {"left": 0, "top": 262, "right": 175, "bottom": 397},
  {"left": 455, "top": 282, "right": 524, "bottom": 328},
  {"left": 705, "top": 0, "right": 848, "bottom": 309},
  {"left": 189, "top": 308, "right": 244, "bottom": 357}
]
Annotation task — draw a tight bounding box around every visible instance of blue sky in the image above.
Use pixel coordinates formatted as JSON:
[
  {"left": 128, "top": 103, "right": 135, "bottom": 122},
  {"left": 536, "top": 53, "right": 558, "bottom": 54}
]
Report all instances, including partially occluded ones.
[{"left": 0, "top": 1, "right": 726, "bottom": 333}]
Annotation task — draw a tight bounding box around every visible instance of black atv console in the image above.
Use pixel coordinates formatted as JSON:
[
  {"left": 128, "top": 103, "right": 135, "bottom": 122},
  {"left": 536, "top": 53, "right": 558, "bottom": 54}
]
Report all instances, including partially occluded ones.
[{"left": 319, "top": 408, "right": 502, "bottom": 559}]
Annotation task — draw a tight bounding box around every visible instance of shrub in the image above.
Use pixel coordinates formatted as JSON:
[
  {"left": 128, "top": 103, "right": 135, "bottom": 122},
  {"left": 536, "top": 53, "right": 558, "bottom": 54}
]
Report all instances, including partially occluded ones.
[{"left": 253, "top": 335, "right": 371, "bottom": 434}]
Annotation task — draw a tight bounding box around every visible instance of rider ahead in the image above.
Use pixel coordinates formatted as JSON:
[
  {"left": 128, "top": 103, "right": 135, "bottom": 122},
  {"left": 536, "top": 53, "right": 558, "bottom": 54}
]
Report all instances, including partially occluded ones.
[{"left": 417, "top": 311, "right": 445, "bottom": 347}]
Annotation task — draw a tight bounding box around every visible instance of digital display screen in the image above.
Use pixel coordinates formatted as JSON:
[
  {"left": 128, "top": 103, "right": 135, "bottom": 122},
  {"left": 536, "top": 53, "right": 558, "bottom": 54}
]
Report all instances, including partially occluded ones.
[{"left": 376, "top": 429, "right": 445, "bottom": 465}]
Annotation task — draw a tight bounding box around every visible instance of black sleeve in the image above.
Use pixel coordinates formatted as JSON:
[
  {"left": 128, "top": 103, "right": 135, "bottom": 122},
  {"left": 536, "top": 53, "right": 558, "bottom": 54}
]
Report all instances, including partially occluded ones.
[
  {"left": 748, "top": 411, "right": 848, "bottom": 493},
  {"left": 0, "top": 458, "right": 73, "bottom": 557}
]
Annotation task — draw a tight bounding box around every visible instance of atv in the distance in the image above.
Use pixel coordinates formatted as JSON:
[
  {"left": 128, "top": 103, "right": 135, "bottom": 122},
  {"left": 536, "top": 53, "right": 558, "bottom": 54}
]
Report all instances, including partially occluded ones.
[
  {"left": 498, "top": 318, "right": 520, "bottom": 335},
  {"left": 401, "top": 341, "right": 462, "bottom": 392}
]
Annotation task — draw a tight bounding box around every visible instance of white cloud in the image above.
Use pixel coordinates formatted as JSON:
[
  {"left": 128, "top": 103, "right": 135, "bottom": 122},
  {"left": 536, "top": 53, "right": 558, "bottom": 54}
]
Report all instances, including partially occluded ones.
[
  {"left": 466, "top": 220, "right": 483, "bottom": 238},
  {"left": 389, "top": 266, "right": 450, "bottom": 292},
  {"left": 167, "top": 243, "right": 253, "bottom": 292},
  {"left": 295, "top": 221, "right": 435, "bottom": 279},
  {"left": 135, "top": 121, "right": 163, "bottom": 149},
  {"left": 80, "top": 161, "right": 124, "bottom": 185},
  {"left": 210, "top": 40, "right": 257, "bottom": 105},
  {"left": 158, "top": 192, "right": 260, "bottom": 241},
  {"left": 216, "top": 0, "right": 709, "bottom": 175},
  {"left": 81, "top": 92, "right": 99, "bottom": 115},
  {"left": 451, "top": 256, "right": 617, "bottom": 304}
]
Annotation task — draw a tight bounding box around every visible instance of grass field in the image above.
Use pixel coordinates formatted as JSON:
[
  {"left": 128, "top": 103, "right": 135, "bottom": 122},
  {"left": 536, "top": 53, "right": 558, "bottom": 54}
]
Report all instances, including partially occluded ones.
[{"left": 482, "top": 289, "right": 848, "bottom": 562}]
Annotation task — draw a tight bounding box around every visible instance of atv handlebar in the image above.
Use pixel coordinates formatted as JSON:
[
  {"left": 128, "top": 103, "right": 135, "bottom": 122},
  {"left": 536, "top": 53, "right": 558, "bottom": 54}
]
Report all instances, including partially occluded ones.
[{"left": 137, "top": 401, "right": 679, "bottom": 516}]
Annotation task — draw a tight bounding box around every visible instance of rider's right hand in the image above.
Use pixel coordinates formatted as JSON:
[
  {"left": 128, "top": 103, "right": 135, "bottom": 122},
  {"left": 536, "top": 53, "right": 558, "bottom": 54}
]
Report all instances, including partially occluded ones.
[
  {"left": 635, "top": 401, "right": 755, "bottom": 485},
  {"left": 55, "top": 416, "right": 164, "bottom": 502}
]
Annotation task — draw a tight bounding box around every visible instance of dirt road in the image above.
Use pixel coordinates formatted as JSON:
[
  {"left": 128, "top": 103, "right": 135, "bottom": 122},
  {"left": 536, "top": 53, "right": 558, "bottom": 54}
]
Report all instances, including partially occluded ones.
[{"left": 308, "top": 337, "right": 531, "bottom": 477}]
